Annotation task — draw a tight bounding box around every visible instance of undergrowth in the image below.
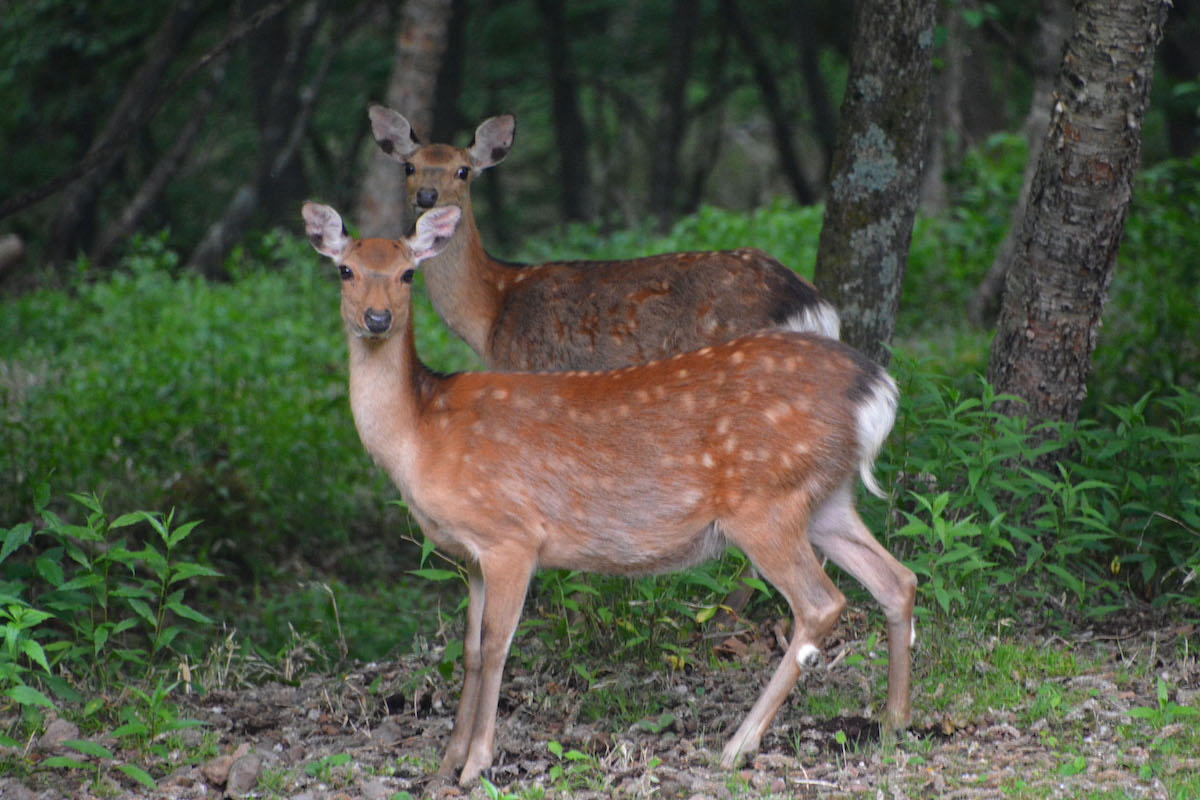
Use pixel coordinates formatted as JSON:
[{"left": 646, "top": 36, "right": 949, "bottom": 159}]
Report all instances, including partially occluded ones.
[
  {"left": 0, "top": 486, "right": 215, "bottom": 791},
  {"left": 0, "top": 145, "right": 1197, "bottom": 674}
]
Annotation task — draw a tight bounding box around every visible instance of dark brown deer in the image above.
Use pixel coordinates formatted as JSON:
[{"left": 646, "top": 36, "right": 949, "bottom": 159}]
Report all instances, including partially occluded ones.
[
  {"left": 303, "top": 201, "right": 916, "bottom": 787},
  {"left": 367, "top": 105, "right": 840, "bottom": 372}
]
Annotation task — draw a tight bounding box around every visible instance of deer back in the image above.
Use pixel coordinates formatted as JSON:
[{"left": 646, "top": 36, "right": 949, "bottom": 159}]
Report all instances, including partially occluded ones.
[
  {"left": 406, "top": 331, "right": 889, "bottom": 576},
  {"left": 487, "top": 248, "right": 832, "bottom": 371}
]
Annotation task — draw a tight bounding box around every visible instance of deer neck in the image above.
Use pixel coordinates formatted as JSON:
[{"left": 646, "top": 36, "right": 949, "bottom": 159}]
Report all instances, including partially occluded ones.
[
  {"left": 418, "top": 204, "right": 505, "bottom": 360},
  {"left": 346, "top": 315, "right": 428, "bottom": 492}
]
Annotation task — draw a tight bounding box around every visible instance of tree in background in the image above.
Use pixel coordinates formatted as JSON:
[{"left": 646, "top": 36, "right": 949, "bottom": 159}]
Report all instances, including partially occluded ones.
[
  {"left": 812, "top": 0, "right": 936, "bottom": 365},
  {"left": 723, "top": 0, "right": 815, "bottom": 206},
  {"left": 986, "top": 0, "right": 1170, "bottom": 434},
  {"left": 188, "top": 0, "right": 332, "bottom": 278},
  {"left": 43, "top": 0, "right": 205, "bottom": 266},
  {"left": 534, "top": 0, "right": 594, "bottom": 222},
  {"left": 355, "top": 0, "right": 456, "bottom": 239},
  {"left": 647, "top": 0, "right": 698, "bottom": 224},
  {"left": 968, "top": 0, "right": 1073, "bottom": 326},
  {"left": 1, "top": 0, "right": 1195, "bottom": 281}
]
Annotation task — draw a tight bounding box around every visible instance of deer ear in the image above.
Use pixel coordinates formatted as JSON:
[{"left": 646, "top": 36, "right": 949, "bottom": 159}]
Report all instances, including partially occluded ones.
[
  {"left": 301, "top": 202, "right": 351, "bottom": 260},
  {"left": 408, "top": 205, "right": 462, "bottom": 264},
  {"left": 468, "top": 114, "right": 515, "bottom": 170},
  {"left": 368, "top": 104, "right": 420, "bottom": 160}
]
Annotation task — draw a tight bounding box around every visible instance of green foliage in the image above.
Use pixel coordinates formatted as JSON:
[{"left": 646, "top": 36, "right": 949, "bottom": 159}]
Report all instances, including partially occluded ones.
[
  {"left": 0, "top": 232, "right": 399, "bottom": 575},
  {"left": 1127, "top": 677, "right": 1199, "bottom": 727},
  {"left": 1090, "top": 155, "right": 1200, "bottom": 410},
  {"left": 304, "top": 752, "right": 352, "bottom": 782},
  {"left": 0, "top": 486, "right": 218, "bottom": 711},
  {"left": 520, "top": 554, "right": 751, "bottom": 667},
  {"left": 40, "top": 738, "right": 159, "bottom": 792},
  {"left": 880, "top": 354, "right": 1200, "bottom": 617},
  {"left": 0, "top": 487, "right": 215, "bottom": 794}
]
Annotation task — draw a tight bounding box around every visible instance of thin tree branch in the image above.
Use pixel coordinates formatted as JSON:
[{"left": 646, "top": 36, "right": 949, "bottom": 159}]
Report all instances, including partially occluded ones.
[
  {"left": 0, "top": 0, "right": 299, "bottom": 223},
  {"left": 91, "top": 56, "right": 231, "bottom": 266}
]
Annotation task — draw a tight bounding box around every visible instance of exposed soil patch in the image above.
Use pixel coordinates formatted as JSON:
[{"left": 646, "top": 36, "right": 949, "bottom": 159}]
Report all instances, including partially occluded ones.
[{"left": 3, "top": 614, "right": 1196, "bottom": 799}]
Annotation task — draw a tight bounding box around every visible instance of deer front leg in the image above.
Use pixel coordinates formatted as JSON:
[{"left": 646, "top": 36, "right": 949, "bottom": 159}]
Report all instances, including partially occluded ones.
[
  {"left": 458, "top": 547, "right": 535, "bottom": 786},
  {"left": 437, "top": 564, "right": 486, "bottom": 777}
]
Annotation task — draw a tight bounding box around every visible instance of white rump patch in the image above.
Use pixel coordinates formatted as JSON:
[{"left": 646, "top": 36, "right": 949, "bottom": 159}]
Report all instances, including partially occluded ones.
[
  {"left": 783, "top": 301, "right": 841, "bottom": 339},
  {"left": 910, "top": 620, "right": 917, "bottom": 647},
  {"left": 855, "top": 370, "right": 899, "bottom": 499}
]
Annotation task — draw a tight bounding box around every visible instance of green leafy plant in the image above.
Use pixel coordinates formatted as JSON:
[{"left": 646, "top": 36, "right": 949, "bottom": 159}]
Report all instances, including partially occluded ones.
[
  {"left": 1, "top": 485, "right": 219, "bottom": 727},
  {"left": 546, "top": 739, "right": 600, "bottom": 789},
  {"left": 480, "top": 776, "right": 524, "bottom": 800},
  {"left": 39, "top": 738, "right": 158, "bottom": 793},
  {"left": 304, "top": 752, "right": 353, "bottom": 784},
  {"left": 1128, "top": 677, "right": 1199, "bottom": 727},
  {"left": 110, "top": 679, "right": 205, "bottom": 754}
]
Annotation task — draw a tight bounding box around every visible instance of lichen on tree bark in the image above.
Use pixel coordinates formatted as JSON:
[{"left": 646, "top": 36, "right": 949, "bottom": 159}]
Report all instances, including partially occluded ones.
[{"left": 813, "top": 0, "right": 936, "bottom": 366}]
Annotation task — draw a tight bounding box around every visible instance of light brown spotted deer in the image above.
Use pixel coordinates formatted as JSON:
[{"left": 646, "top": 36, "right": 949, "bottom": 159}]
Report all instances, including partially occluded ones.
[
  {"left": 303, "top": 201, "right": 916, "bottom": 786},
  {"left": 367, "top": 105, "right": 840, "bottom": 372}
]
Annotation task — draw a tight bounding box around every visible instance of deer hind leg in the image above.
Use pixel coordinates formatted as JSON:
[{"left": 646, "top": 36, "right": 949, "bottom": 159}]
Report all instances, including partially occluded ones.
[
  {"left": 437, "top": 564, "right": 486, "bottom": 778},
  {"left": 457, "top": 546, "right": 535, "bottom": 786},
  {"left": 808, "top": 483, "right": 916, "bottom": 729},
  {"left": 720, "top": 513, "right": 846, "bottom": 769}
]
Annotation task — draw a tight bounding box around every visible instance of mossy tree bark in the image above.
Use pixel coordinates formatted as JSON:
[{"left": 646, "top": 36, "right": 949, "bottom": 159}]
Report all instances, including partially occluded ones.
[
  {"left": 812, "top": 0, "right": 936, "bottom": 366},
  {"left": 985, "top": 0, "right": 1169, "bottom": 432}
]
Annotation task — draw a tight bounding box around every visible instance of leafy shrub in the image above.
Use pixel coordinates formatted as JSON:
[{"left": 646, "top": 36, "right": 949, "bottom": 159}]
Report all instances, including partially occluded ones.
[
  {"left": 876, "top": 354, "right": 1200, "bottom": 617},
  {"left": 1, "top": 485, "right": 218, "bottom": 717},
  {"left": 0, "top": 231, "right": 478, "bottom": 579},
  {"left": 1090, "top": 155, "right": 1200, "bottom": 411}
]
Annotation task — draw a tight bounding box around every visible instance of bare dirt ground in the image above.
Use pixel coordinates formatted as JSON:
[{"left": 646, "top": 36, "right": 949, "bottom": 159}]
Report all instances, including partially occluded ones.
[{"left": 5, "top": 611, "right": 1197, "bottom": 799}]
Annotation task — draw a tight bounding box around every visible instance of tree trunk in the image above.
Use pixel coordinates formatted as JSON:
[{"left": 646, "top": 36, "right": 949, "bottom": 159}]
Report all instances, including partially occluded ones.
[
  {"left": 188, "top": 0, "right": 328, "bottom": 278},
  {"left": 682, "top": 24, "right": 733, "bottom": 215},
  {"left": 648, "top": 0, "right": 698, "bottom": 225},
  {"left": 723, "top": 0, "right": 815, "bottom": 205},
  {"left": 92, "top": 57, "right": 230, "bottom": 266},
  {"left": 986, "top": 0, "right": 1169, "bottom": 431},
  {"left": 431, "top": 0, "right": 470, "bottom": 143},
  {"left": 968, "top": 0, "right": 1072, "bottom": 327},
  {"left": 356, "top": 0, "right": 455, "bottom": 238},
  {"left": 45, "top": 0, "right": 203, "bottom": 264},
  {"left": 535, "top": 0, "right": 593, "bottom": 222},
  {"left": 918, "top": 0, "right": 966, "bottom": 210},
  {"left": 790, "top": 2, "right": 839, "bottom": 183},
  {"left": 812, "top": 0, "right": 935, "bottom": 365}
]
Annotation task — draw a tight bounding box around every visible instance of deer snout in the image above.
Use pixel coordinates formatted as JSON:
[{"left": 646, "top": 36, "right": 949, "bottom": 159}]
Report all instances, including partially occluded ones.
[
  {"left": 415, "top": 187, "right": 438, "bottom": 208},
  {"left": 363, "top": 308, "right": 393, "bottom": 334}
]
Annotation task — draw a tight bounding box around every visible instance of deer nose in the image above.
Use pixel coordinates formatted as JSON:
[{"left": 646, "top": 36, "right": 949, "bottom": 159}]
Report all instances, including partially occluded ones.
[
  {"left": 363, "top": 308, "right": 392, "bottom": 334},
  {"left": 415, "top": 187, "right": 438, "bottom": 208}
]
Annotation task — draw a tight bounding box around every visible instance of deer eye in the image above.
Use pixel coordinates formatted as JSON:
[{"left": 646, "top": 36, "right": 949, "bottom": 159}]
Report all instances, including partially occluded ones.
[
  {"left": 456, "top": 166, "right": 470, "bottom": 180},
  {"left": 339, "top": 266, "right": 353, "bottom": 281},
  {"left": 404, "top": 162, "right": 415, "bottom": 176},
  {"left": 400, "top": 269, "right": 415, "bottom": 284}
]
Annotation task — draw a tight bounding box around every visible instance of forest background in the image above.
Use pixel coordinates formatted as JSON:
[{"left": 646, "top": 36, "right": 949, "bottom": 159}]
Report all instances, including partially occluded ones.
[{"left": 1, "top": 0, "right": 1198, "bottom": 797}]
